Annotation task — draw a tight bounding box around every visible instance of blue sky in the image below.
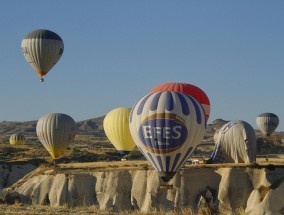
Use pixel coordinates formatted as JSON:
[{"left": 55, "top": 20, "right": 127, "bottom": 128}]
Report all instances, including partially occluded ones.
[{"left": 0, "top": 1, "right": 283, "bottom": 131}]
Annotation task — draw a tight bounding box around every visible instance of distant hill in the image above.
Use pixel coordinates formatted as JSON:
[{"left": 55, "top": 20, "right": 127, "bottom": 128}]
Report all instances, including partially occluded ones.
[
  {"left": 76, "top": 116, "right": 104, "bottom": 134},
  {"left": 0, "top": 117, "right": 283, "bottom": 162},
  {"left": 0, "top": 116, "right": 275, "bottom": 137},
  {"left": 0, "top": 116, "right": 281, "bottom": 135},
  {"left": 211, "top": 118, "right": 229, "bottom": 126},
  {"left": 0, "top": 116, "right": 282, "bottom": 146},
  {"left": 0, "top": 116, "right": 232, "bottom": 148},
  {"left": 0, "top": 116, "right": 105, "bottom": 136},
  {"left": 0, "top": 120, "right": 37, "bottom": 134}
]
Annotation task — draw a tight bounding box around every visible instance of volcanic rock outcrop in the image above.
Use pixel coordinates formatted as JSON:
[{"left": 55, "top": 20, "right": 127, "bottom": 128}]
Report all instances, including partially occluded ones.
[{"left": 1, "top": 163, "right": 284, "bottom": 214}]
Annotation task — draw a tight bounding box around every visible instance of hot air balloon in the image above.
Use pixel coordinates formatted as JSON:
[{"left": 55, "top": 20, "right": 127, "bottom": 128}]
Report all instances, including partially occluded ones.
[
  {"left": 9, "top": 133, "right": 25, "bottom": 145},
  {"left": 213, "top": 129, "right": 220, "bottom": 144},
  {"left": 103, "top": 107, "right": 136, "bottom": 156},
  {"left": 130, "top": 91, "right": 206, "bottom": 183},
  {"left": 36, "top": 113, "right": 76, "bottom": 163},
  {"left": 21, "top": 29, "right": 64, "bottom": 82},
  {"left": 256, "top": 113, "right": 279, "bottom": 137},
  {"left": 210, "top": 120, "right": 256, "bottom": 164},
  {"left": 150, "top": 82, "right": 210, "bottom": 121}
]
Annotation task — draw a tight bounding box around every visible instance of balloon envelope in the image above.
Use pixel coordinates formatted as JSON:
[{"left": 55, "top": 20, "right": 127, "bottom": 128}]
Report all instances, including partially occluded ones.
[
  {"left": 150, "top": 82, "right": 210, "bottom": 121},
  {"left": 21, "top": 29, "right": 64, "bottom": 81},
  {"left": 213, "top": 129, "right": 220, "bottom": 144},
  {"left": 103, "top": 107, "right": 136, "bottom": 155},
  {"left": 130, "top": 92, "right": 206, "bottom": 182},
  {"left": 9, "top": 133, "right": 25, "bottom": 145},
  {"left": 256, "top": 113, "right": 279, "bottom": 137},
  {"left": 36, "top": 113, "right": 76, "bottom": 159},
  {"left": 210, "top": 120, "right": 256, "bottom": 163}
]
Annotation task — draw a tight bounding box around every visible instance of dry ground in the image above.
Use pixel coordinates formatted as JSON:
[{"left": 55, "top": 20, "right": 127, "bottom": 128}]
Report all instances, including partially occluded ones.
[{"left": 0, "top": 204, "right": 245, "bottom": 215}]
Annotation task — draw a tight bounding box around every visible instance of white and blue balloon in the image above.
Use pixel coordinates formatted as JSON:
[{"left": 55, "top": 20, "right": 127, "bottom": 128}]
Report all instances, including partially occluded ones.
[{"left": 129, "top": 91, "right": 206, "bottom": 182}]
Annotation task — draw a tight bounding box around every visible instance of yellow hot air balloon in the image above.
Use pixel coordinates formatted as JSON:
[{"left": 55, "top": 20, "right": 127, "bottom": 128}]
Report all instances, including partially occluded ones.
[
  {"left": 21, "top": 29, "right": 64, "bottom": 82},
  {"left": 103, "top": 107, "right": 136, "bottom": 156},
  {"left": 36, "top": 113, "right": 76, "bottom": 163},
  {"left": 9, "top": 133, "right": 25, "bottom": 145}
]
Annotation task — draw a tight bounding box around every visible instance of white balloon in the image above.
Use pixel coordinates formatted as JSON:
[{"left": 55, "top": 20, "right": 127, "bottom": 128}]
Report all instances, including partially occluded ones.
[
  {"left": 256, "top": 113, "right": 279, "bottom": 137},
  {"left": 130, "top": 92, "right": 206, "bottom": 182},
  {"left": 211, "top": 120, "right": 256, "bottom": 163},
  {"left": 21, "top": 29, "right": 64, "bottom": 81},
  {"left": 36, "top": 113, "right": 76, "bottom": 160}
]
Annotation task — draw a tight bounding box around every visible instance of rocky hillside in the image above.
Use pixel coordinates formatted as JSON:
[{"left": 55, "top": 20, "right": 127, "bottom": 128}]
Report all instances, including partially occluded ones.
[
  {"left": 0, "top": 117, "right": 230, "bottom": 143},
  {"left": 0, "top": 118, "right": 283, "bottom": 214},
  {"left": 0, "top": 117, "right": 283, "bottom": 159},
  {"left": 1, "top": 162, "right": 284, "bottom": 214},
  {"left": 0, "top": 117, "right": 269, "bottom": 138},
  {"left": 0, "top": 116, "right": 105, "bottom": 136}
]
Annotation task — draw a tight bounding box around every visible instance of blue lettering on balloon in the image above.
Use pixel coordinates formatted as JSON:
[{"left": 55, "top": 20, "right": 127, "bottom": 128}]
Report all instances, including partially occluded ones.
[{"left": 138, "top": 117, "right": 188, "bottom": 151}]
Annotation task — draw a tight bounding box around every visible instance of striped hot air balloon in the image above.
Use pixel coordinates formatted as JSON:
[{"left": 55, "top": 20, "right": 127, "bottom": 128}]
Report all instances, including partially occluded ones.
[
  {"left": 150, "top": 82, "right": 210, "bottom": 121},
  {"left": 21, "top": 29, "right": 64, "bottom": 82},
  {"left": 213, "top": 129, "right": 221, "bottom": 144},
  {"left": 130, "top": 91, "right": 206, "bottom": 183},
  {"left": 9, "top": 133, "right": 25, "bottom": 145},
  {"left": 210, "top": 120, "right": 256, "bottom": 164},
  {"left": 36, "top": 113, "right": 76, "bottom": 163},
  {"left": 104, "top": 107, "right": 136, "bottom": 156},
  {"left": 256, "top": 113, "right": 279, "bottom": 137}
]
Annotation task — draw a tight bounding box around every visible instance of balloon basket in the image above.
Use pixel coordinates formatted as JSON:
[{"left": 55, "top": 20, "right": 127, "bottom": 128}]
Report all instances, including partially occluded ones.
[{"left": 160, "top": 184, "right": 173, "bottom": 189}]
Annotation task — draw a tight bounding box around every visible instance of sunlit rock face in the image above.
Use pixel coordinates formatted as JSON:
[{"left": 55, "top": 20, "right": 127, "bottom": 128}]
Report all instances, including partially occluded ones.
[{"left": 2, "top": 165, "right": 284, "bottom": 214}]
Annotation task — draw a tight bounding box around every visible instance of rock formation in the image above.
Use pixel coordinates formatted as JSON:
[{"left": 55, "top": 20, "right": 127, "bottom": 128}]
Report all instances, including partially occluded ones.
[{"left": 1, "top": 163, "right": 284, "bottom": 214}]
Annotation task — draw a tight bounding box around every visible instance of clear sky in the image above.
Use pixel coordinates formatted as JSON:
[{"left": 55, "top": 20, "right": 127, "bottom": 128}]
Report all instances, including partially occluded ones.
[{"left": 0, "top": 1, "right": 283, "bottom": 131}]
